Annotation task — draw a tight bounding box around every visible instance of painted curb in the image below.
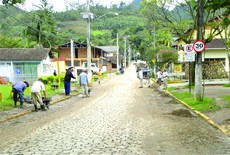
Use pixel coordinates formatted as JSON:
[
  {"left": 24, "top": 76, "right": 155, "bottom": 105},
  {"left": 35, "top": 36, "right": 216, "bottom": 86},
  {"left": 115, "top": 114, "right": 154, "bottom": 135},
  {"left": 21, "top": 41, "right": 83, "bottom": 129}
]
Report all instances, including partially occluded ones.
[
  {"left": 0, "top": 93, "right": 79, "bottom": 124},
  {"left": 0, "top": 109, "right": 32, "bottom": 123},
  {"left": 0, "top": 75, "right": 113, "bottom": 124},
  {"left": 164, "top": 89, "right": 229, "bottom": 136}
]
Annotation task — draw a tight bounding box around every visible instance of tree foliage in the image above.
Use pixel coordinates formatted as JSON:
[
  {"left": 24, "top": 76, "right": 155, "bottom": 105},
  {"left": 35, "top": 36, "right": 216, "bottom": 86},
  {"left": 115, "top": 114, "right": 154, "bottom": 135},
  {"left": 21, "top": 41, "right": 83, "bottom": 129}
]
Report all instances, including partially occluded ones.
[
  {"left": 0, "top": 35, "right": 23, "bottom": 47},
  {"left": 23, "top": 0, "right": 58, "bottom": 48},
  {"left": 2, "top": 0, "right": 22, "bottom": 5}
]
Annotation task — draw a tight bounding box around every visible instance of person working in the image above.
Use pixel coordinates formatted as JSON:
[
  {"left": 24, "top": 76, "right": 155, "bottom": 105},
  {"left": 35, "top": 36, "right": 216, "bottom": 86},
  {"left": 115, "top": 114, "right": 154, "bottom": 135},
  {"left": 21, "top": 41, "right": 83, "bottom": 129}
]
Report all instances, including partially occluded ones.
[
  {"left": 12, "top": 81, "right": 29, "bottom": 108},
  {"left": 31, "top": 78, "right": 47, "bottom": 111},
  {"left": 79, "top": 69, "right": 89, "bottom": 98},
  {"left": 64, "top": 67, "right": 76, "bottom": 96}
]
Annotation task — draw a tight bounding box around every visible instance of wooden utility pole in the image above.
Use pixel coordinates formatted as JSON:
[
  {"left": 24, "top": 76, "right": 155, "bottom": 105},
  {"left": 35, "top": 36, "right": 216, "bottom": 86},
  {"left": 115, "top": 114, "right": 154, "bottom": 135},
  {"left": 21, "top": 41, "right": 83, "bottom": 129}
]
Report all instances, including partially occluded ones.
[{"left": 194, "top": 0, "right": 204, "bottom": 101}]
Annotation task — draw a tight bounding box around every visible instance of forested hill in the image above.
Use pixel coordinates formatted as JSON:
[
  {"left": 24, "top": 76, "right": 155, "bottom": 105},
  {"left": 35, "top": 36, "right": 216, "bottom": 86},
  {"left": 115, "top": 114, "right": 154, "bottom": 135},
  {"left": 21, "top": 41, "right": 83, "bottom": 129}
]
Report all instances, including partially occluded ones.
[{"left": 0, "top": 0, "right": 144, "bottom": 47}]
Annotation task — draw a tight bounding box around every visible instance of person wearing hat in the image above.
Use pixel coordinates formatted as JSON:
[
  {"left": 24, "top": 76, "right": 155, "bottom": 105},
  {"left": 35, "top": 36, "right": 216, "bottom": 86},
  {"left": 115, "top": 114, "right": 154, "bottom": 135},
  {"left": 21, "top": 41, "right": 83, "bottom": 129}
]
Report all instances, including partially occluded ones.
[
  {"left": 64, "top": 67, "right": 76, "bottom": 95},
  {"left": 31, "top": 78, "right": 47, "bottom": 111},
  {"left": 12, "top": 81, "right": 29, "bottom": 108}
]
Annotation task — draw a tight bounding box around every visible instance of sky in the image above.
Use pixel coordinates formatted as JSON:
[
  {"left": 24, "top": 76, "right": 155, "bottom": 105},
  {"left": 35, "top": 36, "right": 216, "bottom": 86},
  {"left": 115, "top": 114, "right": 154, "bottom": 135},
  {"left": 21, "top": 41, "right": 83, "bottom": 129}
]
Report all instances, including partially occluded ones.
[{"left": 17, "top": 0, "right": 133, "bottom": 12}]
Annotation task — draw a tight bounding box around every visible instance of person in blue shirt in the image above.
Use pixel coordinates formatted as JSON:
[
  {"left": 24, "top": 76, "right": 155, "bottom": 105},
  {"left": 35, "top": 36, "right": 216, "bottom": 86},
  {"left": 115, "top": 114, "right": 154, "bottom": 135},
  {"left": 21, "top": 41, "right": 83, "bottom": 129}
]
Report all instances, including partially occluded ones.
[
  {"left": 64, "top": 67, "right": 76, "bottom": 96},
  {"left": 12, "top": 81, "right": 29, "bottom": 108},
  {"left": 79, "top": 69, "right": 89, "bottom": 98}
]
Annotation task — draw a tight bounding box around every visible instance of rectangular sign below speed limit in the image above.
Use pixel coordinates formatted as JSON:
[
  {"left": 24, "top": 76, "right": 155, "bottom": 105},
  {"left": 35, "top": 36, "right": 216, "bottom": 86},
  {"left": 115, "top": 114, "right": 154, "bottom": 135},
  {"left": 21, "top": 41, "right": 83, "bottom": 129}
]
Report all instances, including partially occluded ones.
[{"left": 184, "top": 44, "right": 195, "bottom": 62}]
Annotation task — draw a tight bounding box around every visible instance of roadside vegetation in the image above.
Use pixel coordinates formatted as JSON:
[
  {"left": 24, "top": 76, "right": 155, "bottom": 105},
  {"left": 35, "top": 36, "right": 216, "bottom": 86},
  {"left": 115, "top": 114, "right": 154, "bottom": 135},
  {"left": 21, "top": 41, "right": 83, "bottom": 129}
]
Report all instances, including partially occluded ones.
[
  {"left": 0, "top": 80, "right": 65, "bottom": 112},
  {"left": 224, "top": 84, "right": 230, "bottom": 87},
  {"left": 222, "top": 96, "right": 230, "bottom": 108},
  {"left": 167, "top": 87, "right": 221, "bottom": 112},
  {"left": 0, "top": 72, "right": 108, "bottom": 112}
]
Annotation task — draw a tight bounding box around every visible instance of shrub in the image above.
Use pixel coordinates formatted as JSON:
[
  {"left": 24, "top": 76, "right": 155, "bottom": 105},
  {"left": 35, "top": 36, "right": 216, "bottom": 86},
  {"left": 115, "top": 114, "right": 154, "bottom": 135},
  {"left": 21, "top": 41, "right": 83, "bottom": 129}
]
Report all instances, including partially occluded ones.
[{"left": 47, "top": 76, "right": 55, "bottom": 83}]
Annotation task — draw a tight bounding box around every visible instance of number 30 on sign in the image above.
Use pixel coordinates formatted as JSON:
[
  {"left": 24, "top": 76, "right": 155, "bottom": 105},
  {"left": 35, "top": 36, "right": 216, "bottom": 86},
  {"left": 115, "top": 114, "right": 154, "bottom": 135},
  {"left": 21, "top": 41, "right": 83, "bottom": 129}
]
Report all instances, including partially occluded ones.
[{"left": 193, "top": 40, "right": 206, "bottom": 52}]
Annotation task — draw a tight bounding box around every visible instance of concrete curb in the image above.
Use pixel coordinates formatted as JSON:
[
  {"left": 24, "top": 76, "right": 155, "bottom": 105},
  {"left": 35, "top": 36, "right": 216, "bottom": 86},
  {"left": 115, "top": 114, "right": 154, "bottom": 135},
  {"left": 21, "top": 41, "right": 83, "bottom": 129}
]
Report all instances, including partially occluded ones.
[
  {"left": 0, "top": 75, "right": 113, "bottom": 124},
  {"left": 164, "top": 89, "right": 230, "bottom": 136},
  {"left": 0, "top": 109, "right": 33, "bottom": 123},
  {"left": 0, "top": 93, "right": 79, "bottom": 124}
]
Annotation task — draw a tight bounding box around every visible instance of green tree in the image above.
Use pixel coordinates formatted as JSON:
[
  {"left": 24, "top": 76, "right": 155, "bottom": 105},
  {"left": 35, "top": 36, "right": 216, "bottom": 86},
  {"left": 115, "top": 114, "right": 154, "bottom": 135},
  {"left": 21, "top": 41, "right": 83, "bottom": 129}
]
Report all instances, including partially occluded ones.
[
  {"left": 23, "top": 0, "right": 58, "bottom": 48},
  {"left": 0, "top": 35, "right": 23, "bottom": 48},
  {"left": 214, "top": 16, "right": 230, "bottom": 83},
  {"left": 155, "top": 46, "right": 178, "bottom": 69},
  {"left": 141, "top": 0, "right": 230, "bottom": 101},
  {"left": 2, "top": 0, "right": 22, "bottom": 5}
]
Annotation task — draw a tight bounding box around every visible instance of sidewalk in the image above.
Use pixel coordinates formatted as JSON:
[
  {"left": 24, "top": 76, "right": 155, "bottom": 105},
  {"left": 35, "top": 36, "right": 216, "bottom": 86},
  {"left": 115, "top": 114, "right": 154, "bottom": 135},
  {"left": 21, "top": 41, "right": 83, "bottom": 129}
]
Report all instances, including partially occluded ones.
[
  {"left": 165, "top": 79, "right": 230, "bottom": 135},
  {"left": 0, "top": 92, "right": 71, "bottom": 123},
  {"left": 0, "top": 72, "right": 117, "bottom": 123},
  {"left": 167, "top": 78, "right": 229, "bottom": 87}
]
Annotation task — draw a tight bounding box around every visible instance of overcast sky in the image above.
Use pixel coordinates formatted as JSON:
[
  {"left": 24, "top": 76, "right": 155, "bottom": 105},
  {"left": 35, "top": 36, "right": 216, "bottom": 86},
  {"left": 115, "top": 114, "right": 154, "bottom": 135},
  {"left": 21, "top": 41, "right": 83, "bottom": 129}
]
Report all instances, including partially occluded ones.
[{"left": 17, "top": 0, "right": 133, "bottom": 12}]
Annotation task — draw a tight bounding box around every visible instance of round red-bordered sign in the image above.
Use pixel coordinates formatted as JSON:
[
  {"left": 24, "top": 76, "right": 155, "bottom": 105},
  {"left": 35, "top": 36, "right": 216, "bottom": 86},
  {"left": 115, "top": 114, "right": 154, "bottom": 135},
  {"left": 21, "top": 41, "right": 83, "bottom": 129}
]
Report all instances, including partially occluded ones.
[
  {"left": 185, "top": 44, "right": 193, "bottom": 52},
  {"left": 193, "top": 40, "right": 206, "bottom": 52}
]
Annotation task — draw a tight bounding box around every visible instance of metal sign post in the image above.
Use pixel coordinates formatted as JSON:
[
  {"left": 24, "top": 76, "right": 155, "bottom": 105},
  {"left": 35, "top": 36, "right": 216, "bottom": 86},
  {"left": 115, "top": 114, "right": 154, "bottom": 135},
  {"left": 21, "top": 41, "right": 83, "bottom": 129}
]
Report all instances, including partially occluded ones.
[{"left": 184, "top": 44, "right": 195, "bottom": 93}]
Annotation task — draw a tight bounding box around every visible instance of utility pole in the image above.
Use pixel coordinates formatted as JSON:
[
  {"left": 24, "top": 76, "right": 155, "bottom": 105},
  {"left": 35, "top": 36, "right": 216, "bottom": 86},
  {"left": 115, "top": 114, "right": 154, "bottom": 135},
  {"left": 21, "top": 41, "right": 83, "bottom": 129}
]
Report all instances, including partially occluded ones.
[
  {"left": 194, "top": 0, "right": 204, "bottom": 101},
  {"left": 70, "top": 39, "right": 74, "bottom": 67},
  {"left": 124, "top": 36, "right": 127, "bottom": 68},
  {"left": 117, "top": 33, "right": 119, "bottom": 72},
  {"left": 86, "top": 0, "right": 92, "bottom": 81},
  {"left": 128, "top": 44, "right": 131, "bottom": 66}
]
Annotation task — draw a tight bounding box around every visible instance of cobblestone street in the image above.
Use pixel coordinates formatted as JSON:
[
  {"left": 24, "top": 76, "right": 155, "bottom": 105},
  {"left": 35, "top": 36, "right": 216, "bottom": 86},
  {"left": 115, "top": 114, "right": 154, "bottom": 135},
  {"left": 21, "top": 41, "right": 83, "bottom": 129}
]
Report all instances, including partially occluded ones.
[{"left": 0, "top": 66, "right": 230, "bottom": 155}]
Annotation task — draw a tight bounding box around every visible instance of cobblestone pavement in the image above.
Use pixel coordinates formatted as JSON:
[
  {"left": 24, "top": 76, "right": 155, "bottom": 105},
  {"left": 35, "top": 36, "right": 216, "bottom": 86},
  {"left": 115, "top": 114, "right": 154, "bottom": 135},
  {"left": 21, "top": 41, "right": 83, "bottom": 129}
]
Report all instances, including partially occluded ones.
[{"left": 0, "top": 66, "right": 230, "bottom": 155}]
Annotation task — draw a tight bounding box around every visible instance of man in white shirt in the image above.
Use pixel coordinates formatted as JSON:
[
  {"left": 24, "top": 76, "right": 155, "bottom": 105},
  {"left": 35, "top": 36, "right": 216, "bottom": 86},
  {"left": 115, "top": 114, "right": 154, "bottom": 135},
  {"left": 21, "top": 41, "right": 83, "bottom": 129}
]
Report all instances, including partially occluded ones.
[
  {"left": 157, "top": 69, "right": 163, "bottom": 86},
  {"left": 79, "top": 69, "right": 89, "bottom": 98},
  {"left": 31, "top": 78, "right": 47, "bottom": 111},
  {"left": 162, "top": 69, "right": 169, "bottom": 89},
  {"left": 138, "top": 68, "right": 143, "bottom": 88}
]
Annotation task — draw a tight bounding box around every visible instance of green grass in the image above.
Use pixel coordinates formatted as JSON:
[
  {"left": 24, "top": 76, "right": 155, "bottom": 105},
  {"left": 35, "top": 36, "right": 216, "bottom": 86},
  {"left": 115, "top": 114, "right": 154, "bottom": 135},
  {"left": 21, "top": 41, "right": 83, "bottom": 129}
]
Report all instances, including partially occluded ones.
[
  {"left": 184, "top": 84, "right": 195, "bottom": 89},
  {"left": 223, "top": 83, "right": 230, "bottom": 87},
  {"left": 170, "top": 91, "right": 220, "bottom": 111},
  {"left": 0, "top": 72, "right": 109, "bottom": 112},
  {"left": 0, "top": 84, "right": 14, "bottom": 111},
  {"left": 221, "top": 96, "right": 230, "bottom": 108},
  {"left": 0, "top": 82, "right": 71, "bottom": 112}
]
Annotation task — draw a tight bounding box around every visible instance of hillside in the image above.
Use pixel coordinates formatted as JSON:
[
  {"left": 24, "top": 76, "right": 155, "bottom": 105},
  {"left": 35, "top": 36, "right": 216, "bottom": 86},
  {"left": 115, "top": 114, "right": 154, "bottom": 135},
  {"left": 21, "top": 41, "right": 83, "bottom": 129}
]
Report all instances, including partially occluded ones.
[{"left": 0, "top": 0, "right": 149, "bottom": 48}]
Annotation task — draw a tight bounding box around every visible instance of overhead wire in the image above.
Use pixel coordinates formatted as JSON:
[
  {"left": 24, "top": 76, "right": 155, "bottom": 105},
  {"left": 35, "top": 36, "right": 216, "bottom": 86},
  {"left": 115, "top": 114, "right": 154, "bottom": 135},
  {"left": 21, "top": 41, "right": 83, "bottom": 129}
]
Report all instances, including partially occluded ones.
[
  {"left": 0, "top": 7, "right": 58, "bottom": 47},
  {"left": 0, "top": 5, "right": 86, "bottom": 47}
]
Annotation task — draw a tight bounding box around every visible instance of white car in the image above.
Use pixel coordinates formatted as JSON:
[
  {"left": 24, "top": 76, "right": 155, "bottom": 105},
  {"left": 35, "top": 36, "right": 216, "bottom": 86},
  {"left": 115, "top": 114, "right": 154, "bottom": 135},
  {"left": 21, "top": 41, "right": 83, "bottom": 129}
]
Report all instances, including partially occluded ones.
[{"left": 82, "top": 62, "right": 99, "bottom": 74}]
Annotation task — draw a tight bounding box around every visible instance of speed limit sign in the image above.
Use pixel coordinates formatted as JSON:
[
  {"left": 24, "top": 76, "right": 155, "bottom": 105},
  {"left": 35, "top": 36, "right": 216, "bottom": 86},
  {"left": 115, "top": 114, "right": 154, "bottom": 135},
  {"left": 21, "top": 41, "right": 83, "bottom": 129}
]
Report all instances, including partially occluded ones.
[{"left": 193, "top": 40, "right": 206, "bottom": 52}]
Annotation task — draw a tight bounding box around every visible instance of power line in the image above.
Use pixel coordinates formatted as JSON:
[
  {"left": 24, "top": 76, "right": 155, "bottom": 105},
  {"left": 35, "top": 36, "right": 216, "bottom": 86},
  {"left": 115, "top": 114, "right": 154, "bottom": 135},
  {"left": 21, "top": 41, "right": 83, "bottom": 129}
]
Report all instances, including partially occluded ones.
[
  {"left": 0, "top": 7, "right": 68, "bottom": 47},
  {"left": 8, "top": 5, "right": 87, "bottom": 41}
]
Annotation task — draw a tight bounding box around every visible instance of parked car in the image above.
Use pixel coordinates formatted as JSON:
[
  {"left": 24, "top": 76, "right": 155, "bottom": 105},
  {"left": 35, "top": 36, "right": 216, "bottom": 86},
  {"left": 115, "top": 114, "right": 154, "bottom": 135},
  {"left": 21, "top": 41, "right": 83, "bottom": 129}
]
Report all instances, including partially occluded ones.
[{"left": 82, "top": 62, "right": 99, "bottom": 74}]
